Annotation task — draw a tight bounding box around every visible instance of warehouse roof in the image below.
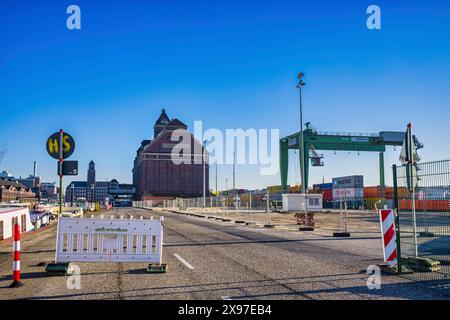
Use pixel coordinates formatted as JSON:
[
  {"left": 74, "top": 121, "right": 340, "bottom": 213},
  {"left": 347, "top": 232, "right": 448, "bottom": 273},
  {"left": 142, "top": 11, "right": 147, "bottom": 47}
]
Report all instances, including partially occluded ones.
[{"left": 0, "top": 179, "right": 31, "bottom": 191}]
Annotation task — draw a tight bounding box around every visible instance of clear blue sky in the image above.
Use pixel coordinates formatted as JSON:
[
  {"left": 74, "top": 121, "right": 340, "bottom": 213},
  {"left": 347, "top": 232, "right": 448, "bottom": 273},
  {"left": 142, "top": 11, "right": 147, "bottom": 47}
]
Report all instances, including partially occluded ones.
[{"left": 0, "top": 0, "right": 449, "bottom": 190}]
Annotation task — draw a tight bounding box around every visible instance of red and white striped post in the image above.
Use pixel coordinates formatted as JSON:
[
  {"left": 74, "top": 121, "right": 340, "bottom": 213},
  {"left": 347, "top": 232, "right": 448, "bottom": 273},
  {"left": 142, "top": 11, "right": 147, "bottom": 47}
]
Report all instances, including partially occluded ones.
[
  {"left": 10, "top": 223, "right": 23, "bottom": 288},
  {"left": 379, "top": 209, "right": 398, "bottom": 266}
]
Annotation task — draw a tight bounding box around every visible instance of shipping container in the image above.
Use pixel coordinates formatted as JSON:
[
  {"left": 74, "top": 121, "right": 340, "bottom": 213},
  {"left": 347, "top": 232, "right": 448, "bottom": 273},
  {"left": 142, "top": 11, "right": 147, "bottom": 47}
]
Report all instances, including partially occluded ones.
[
  {"left": 323, "top": 189, "right": 333, "bottom": 201},
  {"left": 364, "top": 186, "right": 409, "bottom": 199},
  {"left": 313, "top": 183, "right": 332, "bottom": 190},
  {"left": 333, "top": 186, "right": 364, "bottom": 210},
  {"left": 332, "top": 175, "right": 364, "bottom": 189},
  {"left": 267, "top": 185, "right": 289, "bottom": 194},
  {"left": 332, "top": 187, "right": 364, "bottom": 199},
  {"left": 398, "top": 200, "right": 450, "bottom": 211},
  {"left": 322, "top": 201, "right": 333, "bottom": 209}
]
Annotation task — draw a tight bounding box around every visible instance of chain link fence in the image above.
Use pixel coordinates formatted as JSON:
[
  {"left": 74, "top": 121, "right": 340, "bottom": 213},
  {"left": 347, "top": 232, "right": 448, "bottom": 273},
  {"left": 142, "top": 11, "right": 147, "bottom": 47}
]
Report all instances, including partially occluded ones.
[{"left": 394, "top": 160, "right": 450, "bottom": 291}]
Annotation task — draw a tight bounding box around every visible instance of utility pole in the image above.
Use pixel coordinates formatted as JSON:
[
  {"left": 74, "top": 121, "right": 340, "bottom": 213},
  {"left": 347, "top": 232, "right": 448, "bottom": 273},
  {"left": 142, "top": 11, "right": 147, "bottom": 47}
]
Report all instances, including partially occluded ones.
[
  {"left": 232, "top": 150, "right": 236, "bottom": 196},
  {"left": 233, "top": 150, "right": 237, "bottom": 211},
  {"left": 203, "top": 140, "right": 207, "bottom": 207},
  {"left": 215, "top": 163, "right": 218, "bottom": 197},
  {"left": 215, "top": 162, "right": 218, "bottom": 207}
]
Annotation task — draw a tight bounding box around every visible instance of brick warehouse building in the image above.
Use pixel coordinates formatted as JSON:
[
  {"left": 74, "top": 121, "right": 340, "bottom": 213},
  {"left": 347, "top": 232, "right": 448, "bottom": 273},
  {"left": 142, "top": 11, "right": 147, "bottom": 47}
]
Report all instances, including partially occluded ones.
[{"left": 133, "top": 109, "right": 209, "bottom": 200}]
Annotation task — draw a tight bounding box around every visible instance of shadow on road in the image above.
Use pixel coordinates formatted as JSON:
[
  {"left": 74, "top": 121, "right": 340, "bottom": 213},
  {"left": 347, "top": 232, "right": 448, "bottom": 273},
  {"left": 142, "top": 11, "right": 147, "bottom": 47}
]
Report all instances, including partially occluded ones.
[{"left": 8, "top": 272, "right": 448, "bottom": 300}]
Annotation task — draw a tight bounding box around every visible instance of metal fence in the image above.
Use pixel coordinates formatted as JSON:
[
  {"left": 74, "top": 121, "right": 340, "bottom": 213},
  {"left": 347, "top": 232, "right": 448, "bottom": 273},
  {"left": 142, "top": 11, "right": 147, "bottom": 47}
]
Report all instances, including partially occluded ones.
[
  {"left": 133, "top": 192, "right": 270, "bottom": 213},
  {"left": 394, "top": 160, "right": 450, "bottom": 290}
]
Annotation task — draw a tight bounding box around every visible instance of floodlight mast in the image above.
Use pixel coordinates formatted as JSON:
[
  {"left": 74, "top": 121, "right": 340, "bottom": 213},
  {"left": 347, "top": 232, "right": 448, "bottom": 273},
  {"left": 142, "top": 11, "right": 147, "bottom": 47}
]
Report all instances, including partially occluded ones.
[{"left": 297, "top": 72, "right": 306, "bottom": 195}]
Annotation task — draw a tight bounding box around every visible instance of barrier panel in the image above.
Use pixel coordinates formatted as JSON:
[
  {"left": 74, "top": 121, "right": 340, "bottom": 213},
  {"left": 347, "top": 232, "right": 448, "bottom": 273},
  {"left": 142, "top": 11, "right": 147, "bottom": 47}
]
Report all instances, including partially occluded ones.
[
  {"left": 379, "top": 209, "right": 397, "bottom": 266},
  {"left": 54, "top": 216, "right": 164, "bottom": 264}
]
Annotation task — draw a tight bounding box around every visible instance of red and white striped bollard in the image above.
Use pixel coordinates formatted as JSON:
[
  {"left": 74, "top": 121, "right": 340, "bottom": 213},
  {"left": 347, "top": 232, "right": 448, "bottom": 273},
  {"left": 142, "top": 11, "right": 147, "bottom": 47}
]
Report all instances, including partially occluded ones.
[
  {"left": 10, "top": 223, "right": 23, "bottom": 288},
  {"left": 379, "top": 209, "right": 398, "bottom": 266}
]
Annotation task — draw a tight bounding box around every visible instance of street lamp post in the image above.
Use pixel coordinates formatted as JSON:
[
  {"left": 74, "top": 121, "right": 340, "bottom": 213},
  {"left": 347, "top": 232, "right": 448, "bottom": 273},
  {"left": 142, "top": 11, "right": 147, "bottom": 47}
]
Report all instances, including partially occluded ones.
[
  {"left": 215, "top": 162, "right": 218, "bottom": 207},
  {"left": 297, "top": 72, "right": 307, "bottom": 215},
  {"left": 202, "top": 140, "right": 208, "bottom": 208},
  {"left": 71, "top": 184, "right": 74, "bottom": 207},
  {"left": 233, "top": 150, "right": 237, "bottom": 211},
  {"left": 232, "top": 151, "right": 236, "bottom": 196}
]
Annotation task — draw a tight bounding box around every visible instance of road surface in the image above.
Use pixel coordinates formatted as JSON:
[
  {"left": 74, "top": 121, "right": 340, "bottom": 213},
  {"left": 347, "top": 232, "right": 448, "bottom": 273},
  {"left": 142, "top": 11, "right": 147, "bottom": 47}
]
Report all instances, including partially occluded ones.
[{"left": 0, "top": 208, "right": 447, "bottom": 300}]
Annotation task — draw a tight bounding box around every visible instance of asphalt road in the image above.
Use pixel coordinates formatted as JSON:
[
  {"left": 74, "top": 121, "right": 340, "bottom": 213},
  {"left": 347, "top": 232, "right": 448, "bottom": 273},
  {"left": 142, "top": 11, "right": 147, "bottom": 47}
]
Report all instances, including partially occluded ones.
[{"left": 0, "top": 208, "right": 448, "bottom": 300}]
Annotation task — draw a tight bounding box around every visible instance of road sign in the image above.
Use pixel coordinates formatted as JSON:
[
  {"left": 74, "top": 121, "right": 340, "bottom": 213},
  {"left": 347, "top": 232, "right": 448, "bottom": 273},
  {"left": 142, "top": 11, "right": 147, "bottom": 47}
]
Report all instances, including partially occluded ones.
[
  {"left": 46, "top": 132, "right": 75, "bottom": 160},
  {"left": 57, "top": 161, "right": 78, "bottom": 176}
]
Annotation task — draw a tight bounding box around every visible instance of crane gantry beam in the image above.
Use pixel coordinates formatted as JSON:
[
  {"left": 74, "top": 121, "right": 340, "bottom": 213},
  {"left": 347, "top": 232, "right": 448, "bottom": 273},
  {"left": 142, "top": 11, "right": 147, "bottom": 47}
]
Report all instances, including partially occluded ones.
[{"left": 279, "top": 125, "right": 411, "bottom": 191}]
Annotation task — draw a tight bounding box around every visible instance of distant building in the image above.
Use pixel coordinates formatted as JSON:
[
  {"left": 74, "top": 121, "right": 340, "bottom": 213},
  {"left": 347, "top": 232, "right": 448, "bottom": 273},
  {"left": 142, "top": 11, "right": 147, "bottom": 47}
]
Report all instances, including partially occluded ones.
[
  {"left": 65, "top": 161, "right": 109, "bottom": 205},
  {"left": 87, "top": 161, "right": 95, "bottom": 186},
  {"left": 0, "top": 170, "right": 58, "bottom": 203},
  {"left": 0, "top": 178, "right": 36, "bottom": 203},
  {"left": 107, "top": 179, "right": 135, "bottom": 207},
  {"left": 132, "top": 109, "right": 209, "bottom": 199},
  {"left": 40, "top": 182, "right": 58, "bottom": 202},
  {"left": 0, "top": 171, "right": 13, "bottom": 179},
  {"left": 17, "top": 175, "right": 40, "bottom": 190}
]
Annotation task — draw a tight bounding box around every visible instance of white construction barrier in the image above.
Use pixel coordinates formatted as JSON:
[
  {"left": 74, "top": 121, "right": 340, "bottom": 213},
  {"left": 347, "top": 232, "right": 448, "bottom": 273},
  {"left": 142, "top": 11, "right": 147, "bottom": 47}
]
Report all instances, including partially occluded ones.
[{"left": 54, "top": 216, "right": 164, "bottom": 263}]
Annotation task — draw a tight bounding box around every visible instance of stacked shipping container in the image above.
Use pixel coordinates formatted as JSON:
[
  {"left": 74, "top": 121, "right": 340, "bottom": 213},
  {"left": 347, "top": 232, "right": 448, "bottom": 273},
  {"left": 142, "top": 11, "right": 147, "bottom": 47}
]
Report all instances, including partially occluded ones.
[
  {"left": 332, "top": 175, "right": 364, "bottom": 209},
  {"left": 311, "top": 178, "right": 449, "bottom": 211},
  {"left": 363, "top": 186, "right": 410, "bottom": 209}
]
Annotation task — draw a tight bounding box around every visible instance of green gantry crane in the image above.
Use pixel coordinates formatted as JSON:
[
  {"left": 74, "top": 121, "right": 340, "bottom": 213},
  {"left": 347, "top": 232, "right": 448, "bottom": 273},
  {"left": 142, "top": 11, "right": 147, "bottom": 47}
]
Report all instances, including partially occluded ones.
[{"left": 280, "top": 123, "right": 423, "bottom": 191}]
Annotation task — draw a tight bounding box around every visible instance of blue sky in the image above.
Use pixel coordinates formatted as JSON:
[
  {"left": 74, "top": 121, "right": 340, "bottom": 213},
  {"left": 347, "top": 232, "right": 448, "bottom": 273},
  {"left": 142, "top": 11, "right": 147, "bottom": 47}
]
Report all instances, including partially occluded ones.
[{"left": 0, "top": 0, "right": 449, "bottom": 190}]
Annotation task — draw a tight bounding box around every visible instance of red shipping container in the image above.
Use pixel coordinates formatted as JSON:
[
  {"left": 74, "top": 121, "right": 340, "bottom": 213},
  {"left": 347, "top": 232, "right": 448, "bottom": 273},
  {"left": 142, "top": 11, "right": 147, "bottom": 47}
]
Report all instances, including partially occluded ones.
[{"left": 323, "top": 189, "right": 333, "bottom": 201}]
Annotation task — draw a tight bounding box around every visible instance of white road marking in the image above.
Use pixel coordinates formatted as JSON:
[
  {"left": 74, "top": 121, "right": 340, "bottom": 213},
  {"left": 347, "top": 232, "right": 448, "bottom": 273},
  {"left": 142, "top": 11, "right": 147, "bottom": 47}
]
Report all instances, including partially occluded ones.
[
  {"left": 221, "top": 296, "right": 233, "bottom": 300},
  {"left": 174, "top": 253, "right": 194, "bottom": 270}
]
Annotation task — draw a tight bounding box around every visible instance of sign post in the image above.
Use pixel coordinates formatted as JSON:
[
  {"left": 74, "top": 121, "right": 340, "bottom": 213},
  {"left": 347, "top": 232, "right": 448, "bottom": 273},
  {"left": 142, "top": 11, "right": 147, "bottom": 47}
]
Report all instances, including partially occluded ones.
[
  {"left": 46, "top": 130, "right": 77, "bottom": 216},
  {"left": 399, "top": 123, "right": 419, "bottom": 257},
  {"left": 59, "top": 129, "right": 63, "bottom": 215}
]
